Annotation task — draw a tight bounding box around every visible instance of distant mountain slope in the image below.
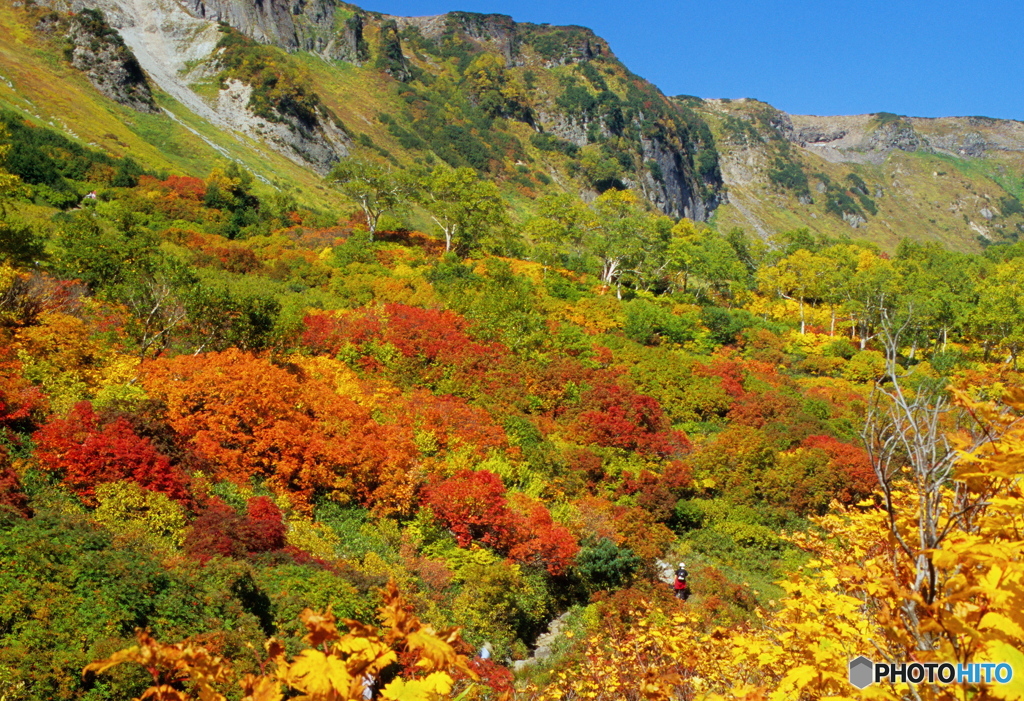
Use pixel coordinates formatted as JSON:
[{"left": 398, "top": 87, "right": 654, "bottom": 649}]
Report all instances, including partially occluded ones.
[
  {"left": 5, "top": 0, "right": 722, "bottom": 219},
  {"left": 4, "top": 0, "right": 1024, "bottom": 251},
  {"left": 686, "top": 97, "right": 1024, "bottom": 251}
]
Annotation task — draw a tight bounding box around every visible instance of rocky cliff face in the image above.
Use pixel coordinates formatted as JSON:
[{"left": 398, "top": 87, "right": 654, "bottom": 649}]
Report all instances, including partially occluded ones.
[
  {"left": 181, "top": 0, "right": 366, "bottom": 61},
  {"left": 36, "top": 0, "right": 350, "bottom": 173},
  {"left": 785, "top": 112, "right": 1024, "bottom": 164},
  {"left": 382, "top": 12, "right": 717, "bottom": 218},
  {"left": 37, "top": 8, "right": 159, "bottom": 113}
]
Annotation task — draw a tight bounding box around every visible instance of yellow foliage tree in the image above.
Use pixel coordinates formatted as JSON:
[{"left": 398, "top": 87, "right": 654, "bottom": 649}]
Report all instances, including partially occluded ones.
[
  {"left": 85, "top": 581, "right": 477, "bottom": 701},
  {"left": 93, "top": 481, "right": 189, "bottom": 551},
  {"left": 531, "top": 385, "right": 1024, "bottom": 701}
]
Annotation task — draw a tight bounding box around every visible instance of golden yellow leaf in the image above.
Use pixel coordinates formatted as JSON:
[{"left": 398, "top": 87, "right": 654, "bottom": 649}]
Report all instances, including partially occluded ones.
[
  {"left": 380, "top": 672, "right": 454, "bottom": 700},
  {"left": 240, "top": 674, "right": 283, "bottom": 701},
  {"left": 984, "top": 641, "right": 1024, "bottom": 700},
  {"left": 284, "top": 649, "right": 352, "bottom": 696},
  {"left": 300, "top": 609, "right": 341, "bottom": 647}
]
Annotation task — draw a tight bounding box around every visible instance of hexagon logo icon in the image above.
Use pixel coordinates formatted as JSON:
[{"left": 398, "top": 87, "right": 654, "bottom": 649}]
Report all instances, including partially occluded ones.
[{"left": 849, "top": 656, "right": 874, "bottom": 689}]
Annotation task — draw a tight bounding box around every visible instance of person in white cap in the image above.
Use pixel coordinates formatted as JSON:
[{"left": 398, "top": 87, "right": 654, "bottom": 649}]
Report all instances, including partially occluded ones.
[{"left": 673, "top": 562, "right": 689, "bottom": 600}]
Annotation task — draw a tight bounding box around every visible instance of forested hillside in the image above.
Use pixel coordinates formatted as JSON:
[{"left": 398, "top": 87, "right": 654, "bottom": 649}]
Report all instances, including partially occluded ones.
[
  {"left": 1, "top": 1, "right": 1024, "bottom": 700},
  {"left": 1, "top": 88, "right": 1024, "bottom": 699}
]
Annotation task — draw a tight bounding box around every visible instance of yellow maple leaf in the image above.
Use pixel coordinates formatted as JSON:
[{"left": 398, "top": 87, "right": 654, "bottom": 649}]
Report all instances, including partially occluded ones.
[
  {"left": 283, "top": 649, "right": 352, "bottom": 697},
  {"left": 240, "top": 674, "right": 283, "bottom": 701},
  {"left": 379, "top": 672, "right": 454, "bottom": 700}
]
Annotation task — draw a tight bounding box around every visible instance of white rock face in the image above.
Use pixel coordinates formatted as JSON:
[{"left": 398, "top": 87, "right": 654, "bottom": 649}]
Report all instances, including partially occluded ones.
[
  {"left": 39, "top": 0, "right": 348, "bottom": 171},
  {"left": 215, "top": 79, "right": 349, "bottom": 171}
]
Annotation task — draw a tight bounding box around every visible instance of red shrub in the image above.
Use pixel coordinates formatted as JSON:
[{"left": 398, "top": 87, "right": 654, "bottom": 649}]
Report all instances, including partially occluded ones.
[
  {"left": 204, "top": 245, "right": 263, "bottom": 274},
  {"left": 161, "top": 175, "right": 207, "bottom": 200},
  {"left": 245, "top": 496, "right": 287, "bottom": 552},
  {"left": 727, "top": 389, "right": 801, "bottom": 429},
  {"left": 184, "top": 500, "right": 249, "bottom": 560},
  {"left": 564, "top": 447, "right": 605, "bottom": 485},
  {"left": 185, "top": 496, "right": 287, "bottom": 561},
  {"left": 400, "top": 390, "right": 509, "bottom": 457},
  {"left": 571, "top": 383, "right": 690, "bottom": 458},
  {"left": 461, "top": 658, "right": 514, "bottom": 693},
  {"left": 33, "top": 401, "right": 190, "bottom": 504},
  {"left": 0, "top": 459, "right": 30, "bottom": 517},
  {"left": 617, "top": 463, "right": 693, "bottom": 522},
  {"left": 300, "top": 313, "right": 347, "bottom": 356},
  {"left": 382, "top": 304, "right": 471, "bottom": 361},
  {"left": 300, "top": 310, "right": 385, "bottom": 357},
  {"left": 695, "top": 358, "right": 747, "bottom": 399},
  {"left": 801, "top": 434, "right": 877, "bottom": 502},
  {"left": 506, "top": 494, "right": 579, "bottom": 576},
  {"left": 424, "top": 471, "right": 578, "bottom": 574},
  {"left": 382, "top": 304, "right": 507, "bottom": 379},
  {"left": 0, "top": 352, "right": 47, "bottom": 432},
  {"left": 423, "top": 470, "right": 513, "bottom": 548}
]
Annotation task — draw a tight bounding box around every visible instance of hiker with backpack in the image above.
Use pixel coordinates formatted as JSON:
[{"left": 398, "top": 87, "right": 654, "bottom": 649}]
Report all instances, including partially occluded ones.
[{"left": 673, "top": 562, "right": 690, "bottom": 600}]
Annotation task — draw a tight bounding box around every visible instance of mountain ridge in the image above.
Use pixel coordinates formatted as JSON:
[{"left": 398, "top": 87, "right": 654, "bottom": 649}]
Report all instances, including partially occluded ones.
[
  {"left": 5, "top": 1, "right": 1024, "bottom": 251},
  {"left": 21, "top": 0, "right": 721, "bottom": 220},
  {"left": 683, "top": 97, "right": 1024, "bottom": 250}
]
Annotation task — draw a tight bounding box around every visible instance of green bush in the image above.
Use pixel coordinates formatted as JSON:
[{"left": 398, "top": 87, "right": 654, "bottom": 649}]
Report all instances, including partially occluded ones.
[
  {"left": 1001, "top": 196, "right": 1023, "bottom": 216},
  {"left": 842, "top": 349, "right": 886, "bottom": 382},
  {"left": 0, "top": 511, "right": 271, "bottom": 700},
  {"left": 823, "top": 337, "right": 857, "bottom": 360},
  {"left": 767, "top": 158, "right": 809, "bottom": 196},
  {"left": 0, "top": 221, "right": 45, "bottom": 265},
  {"left": 845, "top": 173, "right": 869, "bottom": 195},
  {"left": 825, "top": 189, "right": 865, "bottom": 220},
  {"left": 624, "top": 300, "right": 696, "bottom": 345},
  {"left": 672, "top": 499, "right": 706, "bottom": 531},
  {"left": 701, "top": 306, "right": 754, "bottom": 346},
  {"left": 530, "top": 132, "right": 580, "bottom": 157},
  {"left": 573, "top": 538, "right": 642, "bottom": 594},
  {"left": 713, "top": 520, "right": 783, "bottom": 552}
]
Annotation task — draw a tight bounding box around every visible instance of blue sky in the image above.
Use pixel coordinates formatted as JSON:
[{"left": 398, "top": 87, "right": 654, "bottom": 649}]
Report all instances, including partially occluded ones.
[{"left": 359, "top": 0, "right": 1024, "bottom": 121}]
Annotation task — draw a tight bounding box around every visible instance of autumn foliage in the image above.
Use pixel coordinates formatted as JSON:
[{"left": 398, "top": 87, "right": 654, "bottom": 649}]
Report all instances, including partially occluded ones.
[
  {"left": 424, "top": 470, "right": 579, "bottom": 574},
  {"left": 141, "top": 349, "right": 418, "bottom": 513},
  {"left": 33, "top": 400, "right": 190, "bottom": 503},
  {"left": 800, "top": 433, "right": 877, "bottom": 502},
  {"left": 184, "top": 496, "right": 287, "bottom": 561},
  {"left": 424, "top": 470, "right": 513, "bottom": 549},
  {"left": 0, "top": 352, "right": 47, "bottom": 432},
  {"left": 84, "top": 581, "right": 476, "bottom": 701},
  {"left": 571, "top": 383, "right": 690, "bottom": 458}
]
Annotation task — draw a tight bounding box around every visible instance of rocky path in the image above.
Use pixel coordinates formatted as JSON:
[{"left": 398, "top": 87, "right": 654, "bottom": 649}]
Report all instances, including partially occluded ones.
[{"left": 512, "top": 610, "right": 573, "bottom": 672}]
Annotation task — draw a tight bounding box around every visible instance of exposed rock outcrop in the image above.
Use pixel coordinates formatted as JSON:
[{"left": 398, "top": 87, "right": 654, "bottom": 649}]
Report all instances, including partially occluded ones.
[
  {"left": 36, "top": 0, "right": 350, "bottom": 173},
  {"left": 375, "top": 19, "right": 410, "bottom": 81},
  {"left": 181, "top": 0, "right": 366, "bottom": 63},
  {"left": 787, "top": 112, "right": 1024, "bottom": 163},
  {"left": 182, "top": 0, "right": 305, "bottom": 50},
  {"left": 639, "top": 134, "right": 711, "bottom": 221},
  {"left": 215, "top": 79, "right": 348, "bottom": 173},
  {"left": 37, "top": 8, "right": 159, "bottom": 113}
]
